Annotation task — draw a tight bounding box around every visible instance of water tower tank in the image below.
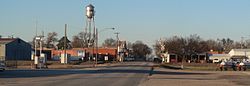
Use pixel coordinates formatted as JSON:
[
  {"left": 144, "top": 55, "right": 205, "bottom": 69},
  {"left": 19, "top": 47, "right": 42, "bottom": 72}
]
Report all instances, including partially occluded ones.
[{"left": 86, "top": 4, "right": 95, "bottom": 19}]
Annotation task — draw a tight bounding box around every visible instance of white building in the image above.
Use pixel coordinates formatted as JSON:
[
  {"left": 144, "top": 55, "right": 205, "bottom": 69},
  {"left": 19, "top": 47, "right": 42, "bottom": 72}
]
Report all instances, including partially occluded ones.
[
  {"left": 209, "top": 54, "right": 231, "bottom": 63},
  {"left": 209, "top": 49, "right": 250, "bottom": 63},
  {"left": 228, "top": 49, "right": 250, "bottom": 59}
]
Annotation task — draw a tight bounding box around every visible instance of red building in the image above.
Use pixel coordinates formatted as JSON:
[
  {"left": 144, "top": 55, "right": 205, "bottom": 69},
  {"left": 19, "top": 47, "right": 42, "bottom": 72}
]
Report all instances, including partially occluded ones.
[{"left": 51, "top": 48, "right": 117, "bottom": 61}]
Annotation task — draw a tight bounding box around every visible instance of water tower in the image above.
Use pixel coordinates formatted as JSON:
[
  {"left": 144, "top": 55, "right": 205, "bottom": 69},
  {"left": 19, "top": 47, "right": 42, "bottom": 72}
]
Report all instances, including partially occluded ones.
[
  {"left": 85, "top": 4, "right": 96, "bottom": 47},
  {"left": 84, "top": 4, "right": 96, "bottom": 62}
]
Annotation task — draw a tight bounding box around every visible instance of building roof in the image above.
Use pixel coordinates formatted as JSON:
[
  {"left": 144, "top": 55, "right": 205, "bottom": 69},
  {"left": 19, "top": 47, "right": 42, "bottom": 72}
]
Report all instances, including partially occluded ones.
[
  {"left": 231, "top": 49, "right": 250, "bottom": 52},
  {"left": 0, "top": 38, "right": 17, "bottom": 44},
  {"left": 209, "top": 54, "right": 231, "bottom": 60},
  {"left": 207, "top": 51, "right": 226, "bottom": 54}
]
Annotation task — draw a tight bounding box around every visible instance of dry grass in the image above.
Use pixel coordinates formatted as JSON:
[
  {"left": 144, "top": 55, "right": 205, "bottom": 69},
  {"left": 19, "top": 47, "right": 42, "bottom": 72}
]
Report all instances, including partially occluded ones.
[
  {"left": 4, "top": 60, "right": 80, "bottom": 67},
  {"left": 161, "top": 63, "right": 218, "bottom": 71}
]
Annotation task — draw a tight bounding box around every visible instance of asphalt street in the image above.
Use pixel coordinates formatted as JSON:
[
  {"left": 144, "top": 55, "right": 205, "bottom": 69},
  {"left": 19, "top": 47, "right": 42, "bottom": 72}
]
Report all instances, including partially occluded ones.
[
  {"left": 1, "top": 62, "right": 250, "bottom": 86},
  {"left": 0, "top": 62, "right": 153, "bottom": 86}
]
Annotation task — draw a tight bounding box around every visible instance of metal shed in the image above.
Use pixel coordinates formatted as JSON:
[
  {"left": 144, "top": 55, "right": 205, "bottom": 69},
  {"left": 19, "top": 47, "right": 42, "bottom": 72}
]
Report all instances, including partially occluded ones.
[{"left": 0, "top": 38, "right": 31, "bottom": 61}]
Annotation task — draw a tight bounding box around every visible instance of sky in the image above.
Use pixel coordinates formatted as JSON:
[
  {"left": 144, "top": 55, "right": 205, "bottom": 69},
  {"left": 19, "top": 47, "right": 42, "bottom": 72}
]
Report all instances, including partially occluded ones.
[{"left": 1, "top": 0, "right": 250, "bottom": 47}]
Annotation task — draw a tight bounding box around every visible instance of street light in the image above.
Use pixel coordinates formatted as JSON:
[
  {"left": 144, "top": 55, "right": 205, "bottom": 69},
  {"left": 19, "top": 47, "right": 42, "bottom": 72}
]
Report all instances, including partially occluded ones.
[
  {"left": 99, "top": 28, "right": 115, "bottom": 33},
  {"left": 95, "top": 28, "right": 115, "bottom": 66}
]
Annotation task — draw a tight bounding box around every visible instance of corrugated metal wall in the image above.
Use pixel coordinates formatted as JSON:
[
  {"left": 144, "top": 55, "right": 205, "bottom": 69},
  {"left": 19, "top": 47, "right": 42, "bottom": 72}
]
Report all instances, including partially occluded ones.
[{"left": 5, "top": 39, "right": 31, "bottom": 60}]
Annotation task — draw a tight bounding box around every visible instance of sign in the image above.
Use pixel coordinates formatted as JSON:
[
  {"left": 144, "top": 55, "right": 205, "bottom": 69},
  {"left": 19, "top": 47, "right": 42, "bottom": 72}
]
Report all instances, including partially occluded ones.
[
  {"left": 34, "top": 56, "right": 38, "bottom": 64},
  {"left": 104, "top": 56, "right": 108, "bottom": 61},
  {"left": 78, "top": 51, "right": 85, "bottom": 57}
]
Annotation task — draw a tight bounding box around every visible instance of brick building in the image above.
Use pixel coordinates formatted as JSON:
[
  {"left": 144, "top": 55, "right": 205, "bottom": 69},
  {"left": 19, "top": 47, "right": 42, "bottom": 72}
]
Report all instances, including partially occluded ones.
[{"left": 48, "top": 48, "right": 117, "bottom": 61}]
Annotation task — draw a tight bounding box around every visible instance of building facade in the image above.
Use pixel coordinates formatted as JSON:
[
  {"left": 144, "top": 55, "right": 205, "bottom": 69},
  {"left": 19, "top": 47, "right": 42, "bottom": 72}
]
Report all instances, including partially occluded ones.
[
  {"left": 0, "top": 38, "right": 31, "bottom": 61},
  {"left": 229, "top": 49, "right": 250, "bottom": 59},
  {"left": 209, "top": 49, "right": 250, "bottom": 63},
  {"left": 51, "top": 48, "right": 117, "bottom": 61}
]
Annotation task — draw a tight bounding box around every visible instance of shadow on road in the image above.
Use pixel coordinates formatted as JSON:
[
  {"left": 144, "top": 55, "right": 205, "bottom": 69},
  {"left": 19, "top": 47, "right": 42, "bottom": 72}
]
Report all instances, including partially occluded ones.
[
  {"left": 0, "top": 67, "right": 212, "bottom": 78},
  {"left": 0, "top": 69, "right": 97, "bottom": 78}
]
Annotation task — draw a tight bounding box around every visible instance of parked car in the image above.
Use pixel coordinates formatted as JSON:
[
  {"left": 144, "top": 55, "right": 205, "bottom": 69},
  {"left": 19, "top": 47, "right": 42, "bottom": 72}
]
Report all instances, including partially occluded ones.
[
  {"left": 213, "top": 59, "right": 220, "bottom": 63},
  {"left": 0, "top": 62, "right": 5, "bottom": 71},
  {"left": 219, "top": 59, "right": 250, "bottom": 71},
  {"left": 124, "top": 57, "right": 135, "bottom": 61}
]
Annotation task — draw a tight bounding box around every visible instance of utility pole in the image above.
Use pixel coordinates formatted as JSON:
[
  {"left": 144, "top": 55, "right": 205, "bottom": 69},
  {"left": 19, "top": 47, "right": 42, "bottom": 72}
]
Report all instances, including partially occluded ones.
[
  {"left": 34, "top": 20, "right": 38, "bottom": 69},
  {"left": 241, "top": 37, "right": 245, "bottom": 49},
  {"left": 35, "top": 21, "right": 37, "bottom": 58},
  {"left": 64, "top": 24, "right": 67, "bottom": 64},
  {"left": 95, "top": 28, "right": 115, "bottom": 64},
  {"left": 114, "top": 32, "right": 120, "bottom": 62},
  {"left": 92, "top": 27, "right": 96, "bottom": 67},
  {"left": 95, "top": 28, "right": 98, "bottom": 66}
]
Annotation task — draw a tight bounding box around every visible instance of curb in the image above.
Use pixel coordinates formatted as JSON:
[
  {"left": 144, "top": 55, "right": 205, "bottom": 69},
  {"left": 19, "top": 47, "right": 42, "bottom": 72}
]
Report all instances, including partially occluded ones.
[{"left": 161, "top": 64, "right": 182, "bottom": 70}]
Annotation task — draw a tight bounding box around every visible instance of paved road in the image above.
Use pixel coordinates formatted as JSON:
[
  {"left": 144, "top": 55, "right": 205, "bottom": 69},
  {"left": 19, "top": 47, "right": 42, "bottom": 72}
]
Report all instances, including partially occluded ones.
[
  {"left": 0, "top": 62, "right": 153, "bottom": 86},
  {"left": 1, "top": 62, "right": 250, "bottom": 86},
  {"left": 140, "top": 68, "right": 250, "bottom": 86}
]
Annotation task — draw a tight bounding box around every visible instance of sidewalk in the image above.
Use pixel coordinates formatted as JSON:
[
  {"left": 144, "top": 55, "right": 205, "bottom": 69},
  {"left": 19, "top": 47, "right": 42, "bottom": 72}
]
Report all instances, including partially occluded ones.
[
  {"left": 243, "top": 71, "right": 250, "bottom": 75},
  {"left": 139, "top": 67, "right": 239, "bottom": 86}
]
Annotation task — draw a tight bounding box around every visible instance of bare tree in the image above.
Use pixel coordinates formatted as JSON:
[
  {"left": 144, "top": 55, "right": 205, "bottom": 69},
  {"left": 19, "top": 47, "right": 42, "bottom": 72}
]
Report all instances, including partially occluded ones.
[
  {"left": 153, "top": 40, "right": 161, "bottom": 57},
  {"left": 131, "top": 41, "right": 152, "bottom": 60},
  {"left": 72, "top": 36, "right": 81, "bottom": 48},
  {"left": 217, "top": 38, "right": 234, "bottom": 52},
  {"left": 126, "top": 41, "right": 133, "bottom": 49},
  {"left": 102, "top": 38, "right": 116, "bottom": 48},
  {"left": 57, "top": 36, "right": 72, "bottom": 50},
  {"left": 72, "top": 32, "right": 89, "bottom": 48},
  {"left": 154, "top": 35, "right": 209, "bottom": 61},
  {"left": 153, "top": 34, "right": 249, "bottom": 62},
  {"left": 246, "top": 39, "right": 250, "bottom": 48},
  {"left": 205, "top": 39, "right": 220, "bottom": 51},
  {"left": 233, "top": 42, "right": 242, "bottom": 49},
  {"left": 153, "top": 36, "right": 186, "bottom": 58},
  {"left": 45, "top": 32, "right": 58, "bottom": 49}
]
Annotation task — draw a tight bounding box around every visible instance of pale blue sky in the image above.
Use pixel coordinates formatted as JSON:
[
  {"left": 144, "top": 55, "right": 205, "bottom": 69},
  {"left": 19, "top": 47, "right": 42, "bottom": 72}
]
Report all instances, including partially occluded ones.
[{"left": 1, "top": 0, "right": 250, "bottom": 46}]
